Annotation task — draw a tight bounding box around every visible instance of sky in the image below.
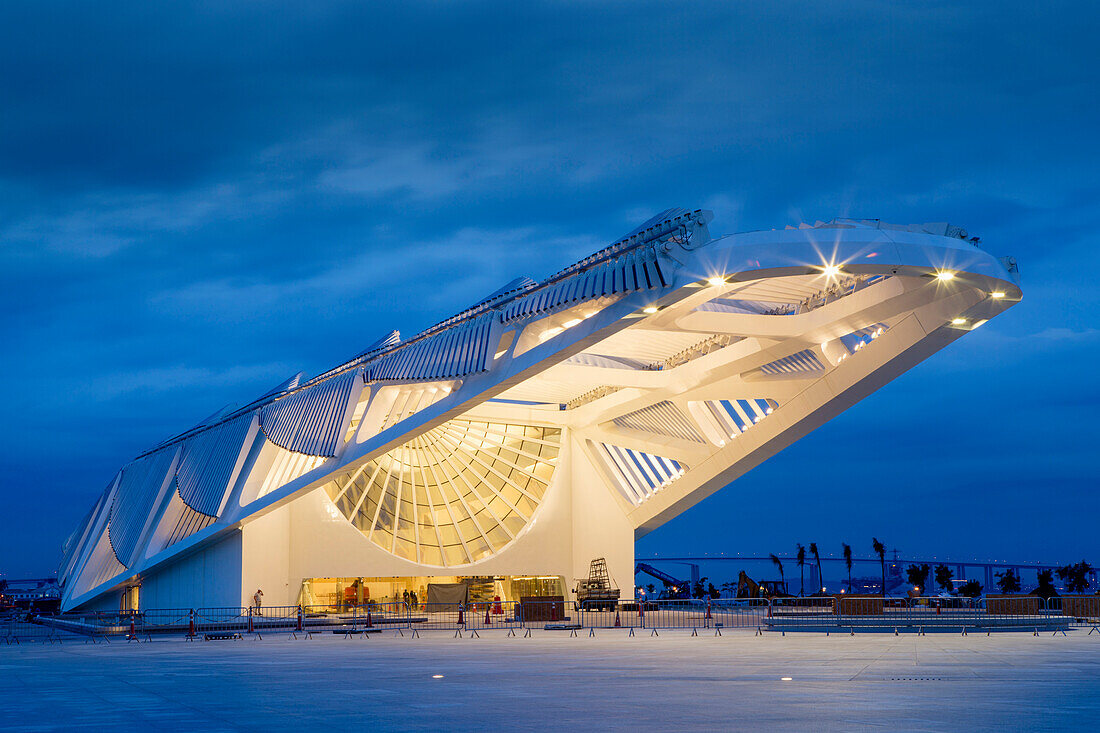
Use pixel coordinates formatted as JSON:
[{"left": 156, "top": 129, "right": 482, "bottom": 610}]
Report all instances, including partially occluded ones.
[{"left": 2, "top": 1, "right": 1098, "bottom": 578}]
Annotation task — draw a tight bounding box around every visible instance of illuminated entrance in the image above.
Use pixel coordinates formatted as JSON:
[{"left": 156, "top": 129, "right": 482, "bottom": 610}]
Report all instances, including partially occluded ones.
[{"left": 298, "top": 575, "right": 565, "bottom": 610}]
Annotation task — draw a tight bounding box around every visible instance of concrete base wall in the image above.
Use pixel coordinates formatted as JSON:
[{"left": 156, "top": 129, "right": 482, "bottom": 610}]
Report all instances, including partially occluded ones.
[
  {"left": 77, "top": 589, "right": 124, "bottom": 614},
  {"left": 240, "top": 503, "right": 293, "bottom": 607},
  {"left": 139, "top": 531, "right": 243, "bottom": 610}
]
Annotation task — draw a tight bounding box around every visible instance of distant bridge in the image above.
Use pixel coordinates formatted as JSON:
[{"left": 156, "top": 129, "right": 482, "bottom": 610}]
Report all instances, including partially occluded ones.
[{"left": 639, "top": 556, "right": 1097, "bottom": 592}]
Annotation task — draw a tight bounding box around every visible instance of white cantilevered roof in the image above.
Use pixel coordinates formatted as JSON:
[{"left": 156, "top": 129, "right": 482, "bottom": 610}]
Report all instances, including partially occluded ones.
[{"left": 58, "top": 209, "right": 1022, "bottom": 610}]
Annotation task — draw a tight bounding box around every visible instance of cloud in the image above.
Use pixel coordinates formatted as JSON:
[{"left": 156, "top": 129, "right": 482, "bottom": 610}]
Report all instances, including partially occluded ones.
[
  {"left": 150, "top": 224, "right": 605, "bottom": 329},
  {"left": 2, "top": 0, "right": 1100, "bottom": 575},
  {"left": 1030, "top": 327, "right": 1100, "bottom": 342},
  {"left": 0, "top": 181, "right": 293, "bottom": 257},
  {"left": 74, "top": 362, "right": 295, "bottom": 402}
]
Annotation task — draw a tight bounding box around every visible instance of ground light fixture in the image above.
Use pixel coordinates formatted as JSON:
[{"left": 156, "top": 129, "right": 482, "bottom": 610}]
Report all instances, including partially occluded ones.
[
  {"left": 936, "top": 270, "right": 956, "bottom": 281},
  {"left": 706, "top": 276, "right": 726, "bottom": 286},
  {"left": 821, "top": 264, "right": 842, "bottom": 278},
  {"left": 781, "top": 677, "right": 793, "bottom": 681},
  {"left": 991, "top": 291, "right": 1006, "bottom": 298},
  {"left": 952, "top": 318, "right": 967, "bottom": 325},
  {"left": 643, "top": 305, "right": 659, "bottom": 314},
  {"left": 432, "top": 675, "right": 444, "bottom": 679}
]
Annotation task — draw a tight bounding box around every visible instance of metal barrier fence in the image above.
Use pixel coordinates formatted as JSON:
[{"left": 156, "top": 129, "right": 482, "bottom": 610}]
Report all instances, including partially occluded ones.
[
  {"left": 764, "top": 595, "right": 1099, "bottom": 634},
  {"left": 578, "top": 599, "right": 767, "bottom": 633},
  {"left": 9, "top": 595, "right": 1100, "bottom": 643},
  {"left": 2, "top": 613, "right": 74, "bottom": 644}
]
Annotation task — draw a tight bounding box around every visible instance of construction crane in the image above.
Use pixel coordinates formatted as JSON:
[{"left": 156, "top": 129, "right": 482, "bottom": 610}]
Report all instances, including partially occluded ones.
[{"left": 635, "top": 562, "right": 691, "bottom": 599}]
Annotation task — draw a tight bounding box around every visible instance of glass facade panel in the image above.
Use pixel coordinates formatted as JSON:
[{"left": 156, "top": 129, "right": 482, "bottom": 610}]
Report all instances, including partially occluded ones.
[{"left": 322, "top": 418, "right": 561, "bottom": 567}]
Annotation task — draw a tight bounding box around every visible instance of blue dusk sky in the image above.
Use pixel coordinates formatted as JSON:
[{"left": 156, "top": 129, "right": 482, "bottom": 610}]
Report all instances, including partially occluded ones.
[{"left": 2, "top": 2, "right": 1098, "bottom": 577}]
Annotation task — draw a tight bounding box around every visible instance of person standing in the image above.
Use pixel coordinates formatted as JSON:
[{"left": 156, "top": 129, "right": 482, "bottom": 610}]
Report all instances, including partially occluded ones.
[
  {"left": 409, "top": 590, "right": 418, "bottom": 610},
  {"left": 403, "top": 589, "right": 410, "bottom": 608},
  {"left": 253, "top": 588, "right": 264, "bottom": 616}
]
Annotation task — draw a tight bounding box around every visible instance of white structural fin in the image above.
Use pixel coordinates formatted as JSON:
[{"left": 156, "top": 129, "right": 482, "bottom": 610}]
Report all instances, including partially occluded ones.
[
  {"left": 612, "top": 401, "right": 707, "bottom": 444},
  {"left": 107, "top": 448, "right": 177, "bottom": 566},
  {"left": 257, "top": 372, "right": 304, "bottom": 400},
  {"left": 364, "top": 313, "right": 495, "bottom": 382},
  {"left": 175, "top": 413, "right": 253, "bottom": 516},
  {"left": 259, "top": 370, "right": 358, "bottom": 456},
  {"left": 471, "top": 276, "right": 537, "bottom": 308},
  {"left": 593, "top": 442, "right": 686, "bottom": 506},
  {"left": 346, "top": 330, "right": 401, "bottom": 363}
]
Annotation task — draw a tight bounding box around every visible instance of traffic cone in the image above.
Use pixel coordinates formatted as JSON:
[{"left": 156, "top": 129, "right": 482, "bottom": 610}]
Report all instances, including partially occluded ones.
[
  {"left": 128, "top": 615, "right": 136, "bottom": 640},
  {"left": 706, "top": 597, "right": 712, "bottom": 620},
  {"left": 366, "top": 605, "right": 373, "bottom": 628},
  {"left": 457, "top": 604, "right": 465, "bottom": 626},
  {"left": 188, "top": 609, "right": 196, "bottom": 638},
  {"left": 484, "top": 604, "right": 491, "bottom": 625},
  {"left": 614, "top": 611, "right": 621, "bottom": 627},
  {"left": 296, "top": 605, "right": 303, "bottom": 632}
]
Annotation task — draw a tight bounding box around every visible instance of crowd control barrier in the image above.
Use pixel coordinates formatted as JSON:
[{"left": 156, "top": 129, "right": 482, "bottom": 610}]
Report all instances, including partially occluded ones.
[{"left": 15, "top": 594, "right": 1100, "bottom": 643}]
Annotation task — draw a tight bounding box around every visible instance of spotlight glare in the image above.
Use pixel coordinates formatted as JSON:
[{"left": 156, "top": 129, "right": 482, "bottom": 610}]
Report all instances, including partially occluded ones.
[
  {"left": 821, "top": 264, "right": 842, "bottom": 278},
  {"left": 991, "top": 291, "right": 1005, "bottom": 298},
  {"left": 952, "top": 318, "right": 966, "bottom": 325},
  {"left": 936, "top": 271, "right": 956, "bottom": 281},
  {"left": 707, "top": 276, "right": 727, "bottom": 287},
  {"left": 643, "top": 306, "right": 658, "bottom": 314}
]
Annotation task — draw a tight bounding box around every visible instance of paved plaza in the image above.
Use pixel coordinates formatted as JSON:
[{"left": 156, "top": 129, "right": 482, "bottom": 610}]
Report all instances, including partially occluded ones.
[{"left": 2, "top": 629, "right": 1098, "bottom": 731}]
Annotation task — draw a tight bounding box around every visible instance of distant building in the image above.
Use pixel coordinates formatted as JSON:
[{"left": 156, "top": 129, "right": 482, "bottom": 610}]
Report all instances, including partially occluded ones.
[
  {"left": 2, "top": 578, "right": 60, "bottom": 610},
  {"left": 56, "top": 211, "right": 1021, "bottom": 612}
]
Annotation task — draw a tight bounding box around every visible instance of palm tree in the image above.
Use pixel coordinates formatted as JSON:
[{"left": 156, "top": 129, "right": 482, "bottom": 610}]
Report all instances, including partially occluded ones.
[
  {"left": 769, "top": 553, "right": 785, "bottom": 594},
  {"left": 809, "top": 542, "right": 823, "bottom": 593},
  {"left": 796, "top": 544, "right": 806, "bottom": 596},
  {"left": 842, "top": 543, "right": 853, "bottom": 591},
  {"left": 872, "top": 537, "right": 886, "bottom": 596}
]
